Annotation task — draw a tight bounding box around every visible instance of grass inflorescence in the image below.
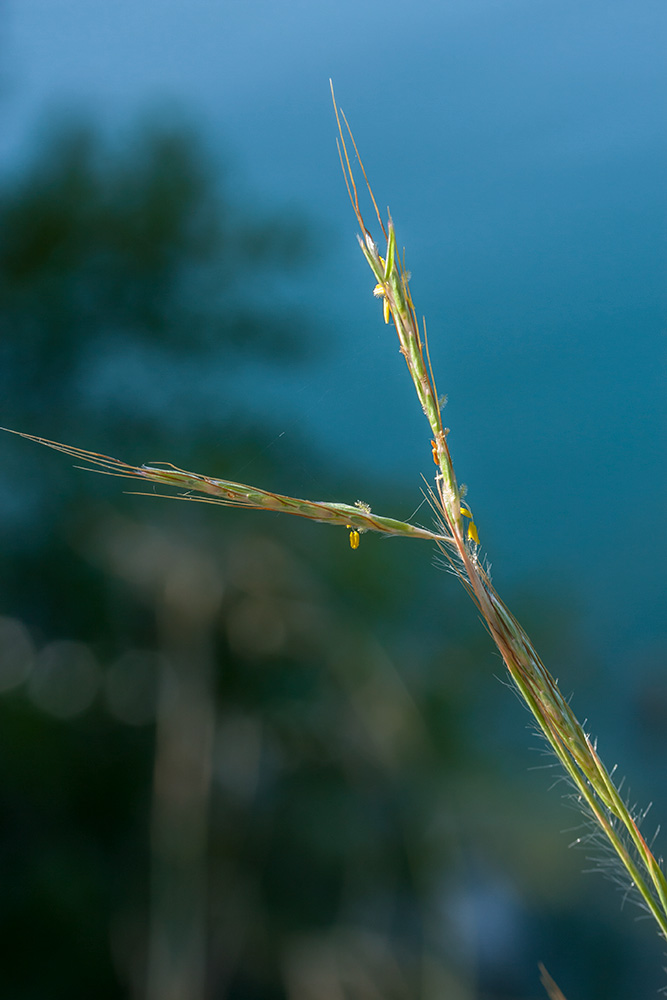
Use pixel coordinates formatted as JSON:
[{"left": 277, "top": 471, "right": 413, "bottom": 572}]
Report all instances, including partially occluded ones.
[
  {"left": 3, "top": 84, "right": 666, "bottom": 983},
  {"left": 330, "top": 84, "right": 667, "bottom": 942}
]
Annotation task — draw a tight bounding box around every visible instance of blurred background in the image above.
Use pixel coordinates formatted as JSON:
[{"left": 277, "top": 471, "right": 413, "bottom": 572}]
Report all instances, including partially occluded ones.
[{"left": 0, "top": 2, "right": 665, "bottom": 997}]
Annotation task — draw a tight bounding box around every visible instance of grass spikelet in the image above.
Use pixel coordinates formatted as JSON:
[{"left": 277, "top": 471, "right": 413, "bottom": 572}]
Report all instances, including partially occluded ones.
[{"left": 0, "top": 428, "right": 450, "bottom": 546}]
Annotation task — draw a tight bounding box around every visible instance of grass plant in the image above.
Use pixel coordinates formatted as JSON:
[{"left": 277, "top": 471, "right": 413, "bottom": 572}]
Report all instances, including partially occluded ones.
[{"left": 3, "top": 86, "right": 666, "bottom": 985}]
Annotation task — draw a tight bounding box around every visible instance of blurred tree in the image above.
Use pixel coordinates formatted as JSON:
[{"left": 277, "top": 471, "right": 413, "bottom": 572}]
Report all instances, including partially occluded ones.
[
  {"left": 0, "top": 118, "right": 309, "bottom": 442},
  {"left": 0, "top": 117, "right": 318, "bottom": 1000}
]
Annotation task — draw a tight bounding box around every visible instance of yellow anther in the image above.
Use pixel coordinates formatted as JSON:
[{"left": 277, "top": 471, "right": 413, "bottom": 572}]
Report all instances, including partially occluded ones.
[
  {"left": 347, "top": 525, "right": 360, "bottom": 550},
  {"left": 459, "top": 504, "right": 479, "bottom": 543},
  {"left": 383, "top": 297, "right": 391, "bottom": 324}
]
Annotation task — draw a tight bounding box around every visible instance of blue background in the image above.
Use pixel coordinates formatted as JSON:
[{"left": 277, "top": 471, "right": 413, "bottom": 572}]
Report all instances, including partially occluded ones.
[{"left": 1, "top": 0, "right": 665, "bottom": 989}]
